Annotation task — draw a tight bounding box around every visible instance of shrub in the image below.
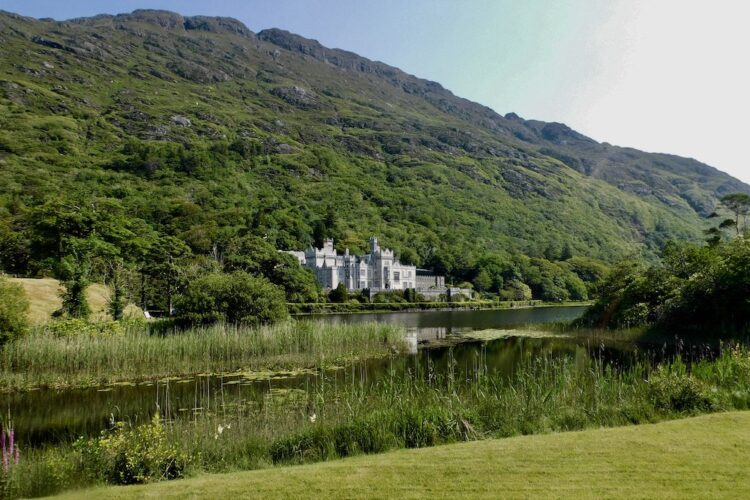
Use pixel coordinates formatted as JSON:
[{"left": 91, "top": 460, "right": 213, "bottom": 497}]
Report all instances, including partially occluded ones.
[
  {"left": 107, "top": 263, "right": 126, "bottom": 321},
  {"left": 332, "top": 420, "right": 393, "bottom": 457},
  {"left": 328, "top": 283, "right": 348, "bottom": 303},
  {"left": 648, "top": 366, "right": 714, "bottom": 413},
  {"left": 269, "top": 426, "right": 334, "bottom": 464},
  {"left": 59, "top": 277, "right": 90, "bottom": 320},
  {"left": 44, "top": 319, "right": 124, "bottom": 337},
  {"left": 394, "top": 407, "right": 463, "bottom": 448},
  {"left": 175, "top": 271, "right": 287, "bottom": 326},
  {"left": 499, "top": 280, "right": 532, "bottom": 301},
  {"left": 0, "top": 276, "right": 29, "bottom": 344},
  {"left": 74, "top": 413, "right": 188, "bottom": 485}
]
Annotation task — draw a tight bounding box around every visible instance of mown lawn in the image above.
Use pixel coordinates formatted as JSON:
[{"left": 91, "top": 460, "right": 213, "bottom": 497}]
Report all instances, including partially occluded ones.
[{"left": 58, "top": 411, "right": 750, "bottom": 499}]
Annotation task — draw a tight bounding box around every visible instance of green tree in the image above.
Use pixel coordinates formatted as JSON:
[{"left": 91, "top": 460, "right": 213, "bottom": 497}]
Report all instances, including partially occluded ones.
[
  {"left": 143, "top": 236, "right": 191, "bottom": 314},
  {"left": 472, "top": 269, "right": 493, "bottom": 292},
  {"left": 499, "top": 279, "right": 532, "bottom": 301},
  {"left": 107, "top": 260, "right": 127, "bottom": 321},
  {"left": 719, "top": 193, "right": 750, "bottom": 236},
  {"left": 223, "top": 235, "right": 319, "bottom": 302},
  {"left": 329, "top": 282, "right": 349, "bottom": 303},
  {"left": 175, "top": 271, "right": 287, "bottom": 325},
  {"left": 60, "top": 265, "right": 91, "bottom": 319},
  {"left": 0, "top": 275, "right": 29, "bottom": 344},
  {"left": 564, "top": 256, "right": 609, "bottom": 297},
  {"left": 662, "top": 237, "right": 750, "bottom": 333},
  {"left": 0, "top": 217, "right": 30, "bottom": 275},
  {"left": 561, "top": 242, "right": 574, "bottom": 260}
]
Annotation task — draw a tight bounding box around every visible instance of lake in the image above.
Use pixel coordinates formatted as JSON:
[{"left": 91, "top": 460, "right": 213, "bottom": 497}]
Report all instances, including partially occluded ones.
[
  {"left": 2, "top": 305, "right": 710, "bottom": 447},
  {"left": 307, "top": 305, "right": 589, "bottom": 340}
]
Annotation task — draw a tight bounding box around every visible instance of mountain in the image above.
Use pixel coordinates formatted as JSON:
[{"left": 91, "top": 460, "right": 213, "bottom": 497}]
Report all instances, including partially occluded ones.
[{"left": 0, "top": 9, "right": 746, "bottom": 277}]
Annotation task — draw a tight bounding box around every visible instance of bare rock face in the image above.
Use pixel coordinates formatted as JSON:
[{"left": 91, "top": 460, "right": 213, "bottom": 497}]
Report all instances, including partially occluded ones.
[
  {"left": 275, "top": 143, "right": 293, "bottom": 154},
  {"left": 270, "top": 86, "right": 318, "bottom": 109},
  {"left": 128, "top": 10, "right": 185, "bottom": 29},
  {"left": 539, "top": 122, "right": 594, "bottom": 146},
  {"left": 170, "top": 115, "right": 191, "bottom": 127},
  {"left": 32, "top": 36, "right": 65, "bottom": 50},
  {"left": 167, "top": 60, "right": 230, "bottom": 84},
  {"left": 69, "top": 10, "right": 254, "bottom": 38},
  {"left": 183, "top": 16, "right": 254, "bottom": 37}
]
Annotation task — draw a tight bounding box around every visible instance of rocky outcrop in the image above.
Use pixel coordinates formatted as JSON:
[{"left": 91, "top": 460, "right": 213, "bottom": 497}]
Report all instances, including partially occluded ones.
[
  {"left": 270, "top": 86, "right": 319, "bottom": 109},
  {"left": 124, "top": 10, "right": 185, "bottom": 29},
  {"left": 170, "top": 115, "right": 191, "bottom": 127},
  {"left": 183, "top": 16, "right": 254, "bottom": 37}
]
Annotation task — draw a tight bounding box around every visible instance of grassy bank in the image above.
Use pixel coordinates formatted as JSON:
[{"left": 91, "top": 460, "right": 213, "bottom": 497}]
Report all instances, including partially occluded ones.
[
  {"left": 60, "top": 411, "right": 750, "bottom": 499},
  {"left": 0, "top": 321, "right": 405, "bottom": 391},
  {"left": 8, "top": 278, "right": 119, "bottom": 325},
  {"left": 6, "top": 345, "right": 750, "bottom": 498}
]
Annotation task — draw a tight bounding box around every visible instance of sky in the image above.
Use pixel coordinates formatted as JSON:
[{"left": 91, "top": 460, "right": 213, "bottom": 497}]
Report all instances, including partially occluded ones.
[{"left": 4, "top": 0, "right": 750, "bottom": 182}]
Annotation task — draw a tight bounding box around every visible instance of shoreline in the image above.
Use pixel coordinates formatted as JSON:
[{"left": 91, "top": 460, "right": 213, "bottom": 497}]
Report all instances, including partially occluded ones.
[{"left": 291, "top": 301, "right": 592, "bottom": 316}]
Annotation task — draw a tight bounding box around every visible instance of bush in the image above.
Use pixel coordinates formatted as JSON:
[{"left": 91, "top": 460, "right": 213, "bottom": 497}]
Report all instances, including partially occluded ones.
[
  {"left": 75, "top": 413, "right": 188, "bottom": 485},
  {"left": 371, "top": 291, "right": 407, "bottom": 304},
  {"left": 175, "top": 271, "right": 287, "bottom": 326},
  {"left": 269, "top": 409, "right": 467, "bottom": 465},
  {"left": 328, "top": 283, "right": 348, "bottom": 303},
  {"left": 44, "top": 319, "right": 124, "bottom": 337},
  {"left": 499, "top": 280, "right": 532, "bottom": 301},
  {"left": 0, "top": 275, "right": 29, "bottom": 344},
  {"left": 332, "top": 420, "right": 393, "bottom": 457},
  {"left": 648, "top": 366, "right": 714, "bottom": 413},
  {"left": 269, "top": 426, "right": 334, "bottom": 464},
  {"left": 393, "top": 407, "right": 466, "bottom": 448},
  {"left": 58, "top": 262, "right": 91, "bottom": 319}
]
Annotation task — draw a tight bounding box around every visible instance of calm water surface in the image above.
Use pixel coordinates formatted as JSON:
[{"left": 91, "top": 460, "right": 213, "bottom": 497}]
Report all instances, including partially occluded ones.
[
  {"left": 308, "top": 306, "right": 588, "bottom": 340},
  {"left": 2, "top": 306, "right": 710, "bottom": 447}
]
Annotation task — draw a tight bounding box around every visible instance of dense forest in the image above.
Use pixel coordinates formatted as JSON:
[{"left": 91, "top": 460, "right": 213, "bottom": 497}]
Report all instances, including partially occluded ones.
[{"left": 1, "top": 10, "right": 748, "bottom": 313}]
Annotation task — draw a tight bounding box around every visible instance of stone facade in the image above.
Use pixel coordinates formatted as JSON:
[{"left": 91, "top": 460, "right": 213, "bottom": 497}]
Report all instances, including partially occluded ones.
[
  {"left": 287, "top": 237, "right": 417, "bottom": 291},
  {"left": 415, "top": 269, "right": 445, "bottom": 290}
]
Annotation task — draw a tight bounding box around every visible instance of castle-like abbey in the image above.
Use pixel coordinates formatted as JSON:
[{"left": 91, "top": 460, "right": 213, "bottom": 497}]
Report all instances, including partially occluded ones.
[{"left": 287, "top": 237, "right": 418, "bottom": 291}]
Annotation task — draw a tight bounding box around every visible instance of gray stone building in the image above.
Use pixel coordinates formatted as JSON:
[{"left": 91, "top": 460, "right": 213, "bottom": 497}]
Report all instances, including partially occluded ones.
[
  {"left": 287, "top": 237, "right": 417, "bottom": 291},
  {"left": 415, "top": 269, "right": 445, "bottom": 290}
]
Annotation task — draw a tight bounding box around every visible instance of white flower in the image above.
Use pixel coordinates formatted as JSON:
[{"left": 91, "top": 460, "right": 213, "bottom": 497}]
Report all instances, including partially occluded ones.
[{"left": 309, "top": 413, "right": 317, "bottom": 423}]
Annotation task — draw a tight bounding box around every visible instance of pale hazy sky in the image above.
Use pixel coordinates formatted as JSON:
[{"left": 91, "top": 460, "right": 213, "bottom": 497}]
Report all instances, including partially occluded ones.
[{"left": 4, "top": 0, "right": 750, "bottom": 182}]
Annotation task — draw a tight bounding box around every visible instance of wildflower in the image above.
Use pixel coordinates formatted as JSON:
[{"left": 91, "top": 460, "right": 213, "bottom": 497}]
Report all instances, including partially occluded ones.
[
  {"left": 309, "top": 413, "right": 317, "bottom": 423},
  {"left": 215, "top": 423, "right": 231, "bottom": 439},
  {"left": 0, "top": 423, "right": 19, "bottom": 472}
]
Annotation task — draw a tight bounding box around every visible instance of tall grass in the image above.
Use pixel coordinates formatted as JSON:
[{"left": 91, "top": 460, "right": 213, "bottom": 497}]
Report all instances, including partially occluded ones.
[
  {"left": 7, "top": 344, "right": 750, "bottom": 498},
  {"left": 0, "top": 321, "right": 405, "bottom": 391}
]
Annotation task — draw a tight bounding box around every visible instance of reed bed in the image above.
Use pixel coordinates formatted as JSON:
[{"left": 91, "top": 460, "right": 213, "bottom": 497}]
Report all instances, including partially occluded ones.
[
  {"left": 6, "top": 344, "right": 750, "bottom": 498},
  {"left": 0, "top": 321, "right": 405, "bottom": 391}
]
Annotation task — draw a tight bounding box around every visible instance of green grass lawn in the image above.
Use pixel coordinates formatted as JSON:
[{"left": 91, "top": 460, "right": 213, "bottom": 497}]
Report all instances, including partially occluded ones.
[{"left": 58, "top": 411, "right": 750, "bottom": 499}]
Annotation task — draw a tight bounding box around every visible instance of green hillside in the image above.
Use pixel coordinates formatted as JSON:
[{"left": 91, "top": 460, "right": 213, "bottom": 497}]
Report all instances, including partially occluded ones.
[{"left": 0, "top": 9, "right": 746, "bottom": 297}]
